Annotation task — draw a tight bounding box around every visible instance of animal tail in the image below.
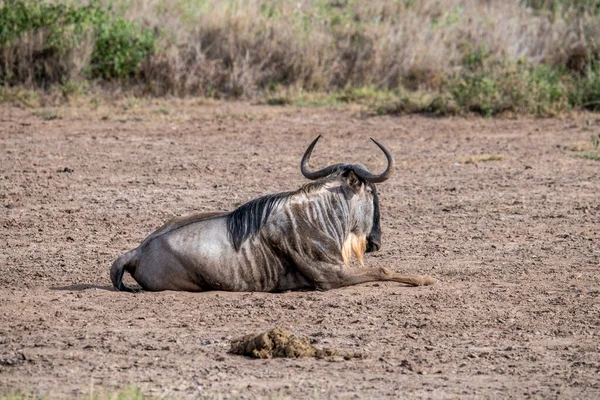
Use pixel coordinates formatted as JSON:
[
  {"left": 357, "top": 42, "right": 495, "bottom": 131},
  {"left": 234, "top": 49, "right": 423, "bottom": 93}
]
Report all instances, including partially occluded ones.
[{"left": 110, "top": 249, "right": 139, "bottom": 292}]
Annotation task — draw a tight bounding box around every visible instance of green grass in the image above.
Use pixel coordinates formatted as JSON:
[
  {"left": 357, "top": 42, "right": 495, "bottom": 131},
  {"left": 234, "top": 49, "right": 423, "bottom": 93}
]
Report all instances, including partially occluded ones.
[
  {"left": 1, "top": 387, "right": 148, "bottom": 400},
  {"left": 33, "top": 108, "right": 60, "bottom": 120},
  {"left": 0, "top": 87, "right": 39, "bottom": 107},
  {"left": 574, "top": 151, "right": 600, "bottom": 161},
  {"left": 265, "top": 92, "right": 345, "bottom": 108},
  {"left": 259, "top": 64, "right": 592, "bottom": 116},
  {"left": 571, "top": 132, "right": 600, "bottom": 161},
  {"left": 443, "top": 62, "right": 575, "bottom": 116}
]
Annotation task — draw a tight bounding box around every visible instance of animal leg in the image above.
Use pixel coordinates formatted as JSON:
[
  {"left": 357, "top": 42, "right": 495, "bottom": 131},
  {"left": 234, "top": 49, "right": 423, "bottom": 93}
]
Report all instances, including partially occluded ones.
[{"left": 331, "top": 266, "right": 436, "bottom": 289}]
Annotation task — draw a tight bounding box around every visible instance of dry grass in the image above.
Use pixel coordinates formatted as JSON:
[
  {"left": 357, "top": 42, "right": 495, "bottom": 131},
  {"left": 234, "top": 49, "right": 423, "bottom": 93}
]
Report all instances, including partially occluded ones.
[
  {"left": 0, "top": 27, "right": 94, "bottom": 86},
  {"left": 1, "top": 0, "right": 600, "bottom": 115},
  {"left": 125, "top": 0, "right": 600, "bottom": 96}
]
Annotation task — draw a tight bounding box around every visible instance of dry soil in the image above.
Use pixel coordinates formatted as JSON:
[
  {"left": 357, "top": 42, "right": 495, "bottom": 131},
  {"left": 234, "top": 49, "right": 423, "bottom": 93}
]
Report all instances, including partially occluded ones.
[{"left": 0, "top": 104, "right": 599, "bottom": 399}]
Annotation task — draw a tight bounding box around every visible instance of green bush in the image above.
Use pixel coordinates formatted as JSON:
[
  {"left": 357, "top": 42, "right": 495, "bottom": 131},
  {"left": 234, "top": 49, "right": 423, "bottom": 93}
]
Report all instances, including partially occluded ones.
[
  {"left": 443, "top": 62, "right": 571, "bottom": 116},
  {"left": 91, "top": 10, "right": 156, "bottom": 80},
  {"left": 449, "top": 72, "right": 502, "bottom": 117},
  {"left": 0, "top": 0, "right": 156, "bottom": 85}
]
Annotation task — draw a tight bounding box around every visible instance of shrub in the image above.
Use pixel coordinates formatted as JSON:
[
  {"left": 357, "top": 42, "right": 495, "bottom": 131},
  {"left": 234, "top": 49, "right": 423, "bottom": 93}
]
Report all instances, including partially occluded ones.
[
  {"left": 1, "top": 0, "right": 600, "bottom": 116},
  {"left": 569, "top": 62, "right": 600, "bottom": 111},
  {"left": 522, "top": 0, "right": 600, "bottom": 15},
  {"left": 0, "top": 0, "right": 156, "bottom": 86},
  {"left": 90, "top": 8, "right": 156, "bottom": 80},
  {"left": 444, "top": 62, "right": 571, "bottom": 116}
]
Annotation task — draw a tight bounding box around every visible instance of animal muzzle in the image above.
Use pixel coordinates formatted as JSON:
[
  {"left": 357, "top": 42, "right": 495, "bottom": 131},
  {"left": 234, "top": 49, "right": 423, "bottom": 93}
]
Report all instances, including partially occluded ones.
[{"left": 366, "top": 238, "right": 380, "bottom": 253}]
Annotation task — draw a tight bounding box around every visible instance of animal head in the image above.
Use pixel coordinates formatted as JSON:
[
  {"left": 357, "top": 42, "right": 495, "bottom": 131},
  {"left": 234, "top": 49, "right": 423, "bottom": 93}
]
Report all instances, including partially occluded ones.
[{"left": 299, "top": 135, "right": 393, "bottom": 261}]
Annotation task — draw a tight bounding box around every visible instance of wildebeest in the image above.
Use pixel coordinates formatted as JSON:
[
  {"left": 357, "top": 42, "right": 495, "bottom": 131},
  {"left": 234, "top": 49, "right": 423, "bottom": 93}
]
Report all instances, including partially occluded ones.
[{"left": 110, "top": 136, "right": 436, "bottom": 292}]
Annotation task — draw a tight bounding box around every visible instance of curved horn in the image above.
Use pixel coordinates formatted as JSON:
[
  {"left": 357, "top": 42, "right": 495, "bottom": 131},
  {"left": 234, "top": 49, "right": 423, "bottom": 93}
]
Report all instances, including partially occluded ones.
[
  {"left": 300, "top": 135, "right": 345, "bottom": 180},
  {"left": 353, "top": 138, "right": 394, "bottom": 183}
]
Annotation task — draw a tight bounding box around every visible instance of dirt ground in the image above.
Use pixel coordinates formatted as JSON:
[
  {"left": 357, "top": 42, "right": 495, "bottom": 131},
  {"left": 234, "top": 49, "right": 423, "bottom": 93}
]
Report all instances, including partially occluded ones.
[{"left": 1, "top": 103, "right": 599, "bottom": 399}]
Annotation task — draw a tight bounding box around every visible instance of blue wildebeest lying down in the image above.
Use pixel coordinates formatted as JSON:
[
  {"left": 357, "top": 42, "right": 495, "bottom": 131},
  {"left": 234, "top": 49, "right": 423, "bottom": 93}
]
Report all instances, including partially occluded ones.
[{"left": 110, "top": 136, "right": 436, "bottom": 292}]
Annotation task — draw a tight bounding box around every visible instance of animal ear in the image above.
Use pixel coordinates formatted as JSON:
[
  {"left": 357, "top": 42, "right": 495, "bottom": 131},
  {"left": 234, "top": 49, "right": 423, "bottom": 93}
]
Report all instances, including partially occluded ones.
[{"left": 346, "top": 171, "right": 362, "bottom": 191}]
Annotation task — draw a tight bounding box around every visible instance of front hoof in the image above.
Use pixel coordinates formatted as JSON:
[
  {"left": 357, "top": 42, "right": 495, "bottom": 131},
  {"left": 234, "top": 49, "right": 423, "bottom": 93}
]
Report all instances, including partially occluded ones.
[{"left": 420, "top": 275, "right": 437, "bottom": 286}]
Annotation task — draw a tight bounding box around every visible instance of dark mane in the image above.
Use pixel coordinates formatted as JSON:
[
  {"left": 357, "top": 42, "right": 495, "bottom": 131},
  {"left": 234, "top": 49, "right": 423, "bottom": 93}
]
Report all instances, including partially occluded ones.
[
  {"left": 226, "top": 173, "right": 341, "bottom": 251},
  {"left": 226, "top": 191, "right": 292, "bottom": 250}
]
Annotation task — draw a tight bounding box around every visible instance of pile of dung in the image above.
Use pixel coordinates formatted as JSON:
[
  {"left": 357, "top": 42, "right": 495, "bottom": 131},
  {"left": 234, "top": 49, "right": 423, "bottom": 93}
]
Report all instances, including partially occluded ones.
[{"left": 229, "top": 328, "right": 360, "bottom": 360}]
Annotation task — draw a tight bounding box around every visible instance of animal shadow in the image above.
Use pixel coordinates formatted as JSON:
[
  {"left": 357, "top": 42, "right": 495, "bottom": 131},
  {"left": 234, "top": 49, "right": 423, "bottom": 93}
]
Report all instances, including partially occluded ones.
[{"left": 51, "top": 283, "right": 116, "bottom": 292}]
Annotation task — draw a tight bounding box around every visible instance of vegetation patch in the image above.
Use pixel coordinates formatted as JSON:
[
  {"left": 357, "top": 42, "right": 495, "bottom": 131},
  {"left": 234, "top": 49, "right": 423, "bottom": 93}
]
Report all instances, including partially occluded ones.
[
  {"left": 1, "top": 0, "right": 600, "bottom": 116},
  {"left": 0, "top": 0, "right": 156, "bottom": 86},
  {"left": 0, "top": 387, "right": 147, "bottom": 400},
  {"left": 32, "top": 108, "right": 61, "bottom": 120},
  {"left": 574, "top": 151, "right": 600, "bottom": 161},
  {"left": 570, "top": 133, "right": 600, "bottom": 160}
]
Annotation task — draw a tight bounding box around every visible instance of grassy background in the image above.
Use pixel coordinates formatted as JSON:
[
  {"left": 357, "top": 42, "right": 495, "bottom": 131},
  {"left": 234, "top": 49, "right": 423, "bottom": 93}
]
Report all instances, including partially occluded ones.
[{"left": 1, "top": 0, "right": 600, "bottom": 116}]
